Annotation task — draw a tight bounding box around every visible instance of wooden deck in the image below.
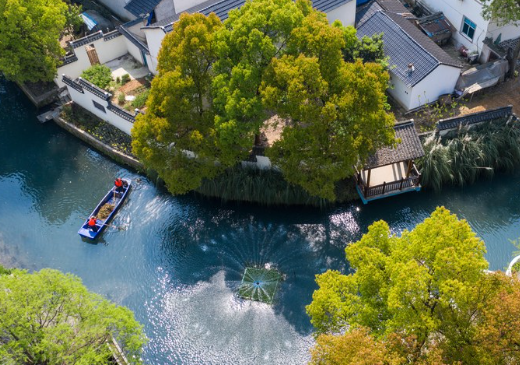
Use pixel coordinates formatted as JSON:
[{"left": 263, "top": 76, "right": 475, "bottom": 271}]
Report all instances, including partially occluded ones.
[{"left": 356, "top": 162, "right": 422, "bottom": 204}]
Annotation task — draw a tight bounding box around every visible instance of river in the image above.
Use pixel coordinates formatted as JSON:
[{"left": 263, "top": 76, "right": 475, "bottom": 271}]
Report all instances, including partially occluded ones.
[{"left": 1, "top": 78, "right": 520, "bottom": 364}]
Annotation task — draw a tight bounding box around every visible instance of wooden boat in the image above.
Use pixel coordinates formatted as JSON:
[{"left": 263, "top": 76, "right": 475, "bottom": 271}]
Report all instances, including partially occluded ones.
[{"left": 78, "top": 178, "right": 131, "bottom": 239}]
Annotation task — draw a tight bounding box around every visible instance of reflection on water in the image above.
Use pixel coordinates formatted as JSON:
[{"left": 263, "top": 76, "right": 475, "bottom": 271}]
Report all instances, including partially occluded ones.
[{"left": 2, "top": 78, "right": 520, "bottom": 363}]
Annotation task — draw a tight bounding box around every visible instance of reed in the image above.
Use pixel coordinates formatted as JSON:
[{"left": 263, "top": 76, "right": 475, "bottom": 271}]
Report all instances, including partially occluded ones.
[
  {"left": 418, "top": 120, "right": 520, "bottom": 191},
  {"left": 195, "top": 165, "right": 358, "bottom": 207}
]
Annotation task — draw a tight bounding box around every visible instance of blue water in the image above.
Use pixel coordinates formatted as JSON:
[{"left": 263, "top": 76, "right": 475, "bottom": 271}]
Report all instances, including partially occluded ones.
[{"left": 1, "top": 78, "right": 520, "bottom": 364}]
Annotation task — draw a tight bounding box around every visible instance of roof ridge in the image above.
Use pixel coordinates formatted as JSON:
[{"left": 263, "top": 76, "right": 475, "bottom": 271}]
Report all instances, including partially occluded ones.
[{"left": 380, "top": 11, "right": 440, "bottom": 66}]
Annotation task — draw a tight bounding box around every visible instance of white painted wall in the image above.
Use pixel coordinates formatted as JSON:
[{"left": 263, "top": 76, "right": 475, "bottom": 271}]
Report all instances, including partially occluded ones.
[
  {"left": 55, "top": 34, "right": 128, "bottom": 88},
  {"left": 325, "top": 1, "right": 356, "bottom": 27},
  {"left": 409, "top": 64, "right": 461, "bottom": 110},
  {"left": 388, "top": 73, "right": 413, "bottom": 110},
  {"left": 96, "top": 0, "right": 135, "bottom": 21},
  {"left": 418, "top": 0, "right": 489, "bottom": 55},
  {"left": 65, "top": 81, "right": 134, "bottom": 135},
  {"left": 487, "top": 21, "right": 520, "bottom": 43},
  {"left": 123, "top": 37, "right": 145, "bottom": 65},
  {"left": 143, "top": 28, "right": 165, "bottom": 74}
]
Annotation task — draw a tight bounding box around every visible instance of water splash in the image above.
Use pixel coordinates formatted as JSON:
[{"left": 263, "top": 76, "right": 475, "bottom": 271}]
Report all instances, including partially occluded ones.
[{"left": 238, "top": 266, "right": 283, "bottom": 304}]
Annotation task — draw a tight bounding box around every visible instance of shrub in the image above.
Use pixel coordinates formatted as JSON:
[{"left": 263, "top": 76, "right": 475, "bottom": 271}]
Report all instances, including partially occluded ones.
[
  {"left": 121, "top": 73, "right": 130, "bottom": 84},
  {"left": 417, "top": 120, "right": 520, "bottom": 190},
  {"left": 118, "top": 92, "right": 125, "bottom": 105},
  {"left": 131, "top": 90, "right": 149, "bottom": 109},
  {"left": 80, "top": 64, "right": 112, "bottom": 89},
  {"left": 115, "top": 76, "right": 121, "bottom": 84}
]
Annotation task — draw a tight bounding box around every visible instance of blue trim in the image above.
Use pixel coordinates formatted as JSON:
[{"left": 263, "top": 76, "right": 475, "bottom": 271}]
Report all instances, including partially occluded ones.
[{"left": 146, "top": 10, "right": 154, "bottom": 26}]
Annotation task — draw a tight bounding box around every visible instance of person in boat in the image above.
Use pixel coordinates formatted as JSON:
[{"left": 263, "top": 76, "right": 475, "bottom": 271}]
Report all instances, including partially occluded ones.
[
  {"left": 114, "top": 178, "right": 126, "bottom": 197},
  {"left": 88, "top": 216, "right": 98, "bottom": 232}
]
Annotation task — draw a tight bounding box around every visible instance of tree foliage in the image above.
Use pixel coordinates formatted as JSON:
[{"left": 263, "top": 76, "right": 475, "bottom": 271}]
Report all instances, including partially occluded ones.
[
  {"left": 0, "top": 269, "right": 146, "bottom": 365},
  {"left": 132, "top": 13, "right": 223, "bottom": 194},
  {"left": 133, "top": 0, "right": 394, "bottom": 200},
  {"left": 0, "top": 0, "right": 81, "bottom": 82},
  {"left": 307, "top": 207, "right": 520, "bottom": 364},
  {"left": 81, "top": 64, "right": 112, "bottom": 89}
]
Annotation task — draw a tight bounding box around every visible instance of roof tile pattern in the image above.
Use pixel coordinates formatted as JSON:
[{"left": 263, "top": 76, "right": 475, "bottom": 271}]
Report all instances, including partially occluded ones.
[
  {"left": 437, "top": 106, "right": 513, "bottom": 131},
  {"left": 357, "top": 11, "right": 460, "bottom": 87},
  {"left": 365, "top": 121, "right": 425, "bottom": 168},
  {"left": 124, "top": 0, "right": 163, "bottom": 17}
]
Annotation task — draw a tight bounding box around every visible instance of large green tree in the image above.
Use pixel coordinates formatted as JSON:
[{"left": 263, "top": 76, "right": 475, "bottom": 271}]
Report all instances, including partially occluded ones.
[
  {"left": 306, "top": 207, "right": 520, "bottom": 364},
  {"left": 0, "top": 0, "right": 80, "bottom": 82},
  {"left": 0, "top": 268, "right": 146, "bottom": 365},
  {"left": 482, "top": 0, "right": 520, "bottom": 78},
  {"left": 134, "top": 0, "right": 394, "bottom": 200},
  {"left": 132, "top": 13, "right": 223, "bottom": 194}
]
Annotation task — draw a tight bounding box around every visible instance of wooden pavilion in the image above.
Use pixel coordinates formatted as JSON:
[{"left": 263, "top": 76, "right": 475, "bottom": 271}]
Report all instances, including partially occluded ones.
[{"left": 356, "top": 121, "right": 425, "bottom": 204}]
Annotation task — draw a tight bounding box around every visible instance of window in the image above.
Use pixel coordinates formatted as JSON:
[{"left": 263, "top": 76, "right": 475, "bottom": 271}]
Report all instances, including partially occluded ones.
[
  {"left": 92, "top": 100, "right": 106, "bottom": 113},
  {"left": 461, "top": 17, "right": 476, "bottom": 40}
]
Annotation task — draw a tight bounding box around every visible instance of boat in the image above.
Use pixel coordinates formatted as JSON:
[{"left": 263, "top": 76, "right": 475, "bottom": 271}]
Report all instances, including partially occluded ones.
[{"left": 78, "top": 178, "right": 131, "bottom": 239}]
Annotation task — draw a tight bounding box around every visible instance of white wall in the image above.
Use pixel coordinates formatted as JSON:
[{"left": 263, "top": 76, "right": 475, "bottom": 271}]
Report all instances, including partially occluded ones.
[
  {"left": 123, "top": 37, "right": 146, "bottom": 65},
  {"left": 487, "top": 21, "right": 520, "bottom": 43},
  {"left": 418, "top": 0, "right": 489, "bottom": 55},
  {"left": 96, "top": 0, "right": 135, "bottom": 21},
  {"left": 55, "top": 34, "right": 128, "bottom": 88},
  {"left": 65, "top": 81, "right": 135, "bottom": 135},
  {"left": 143, "top": 28, "right": 165, "bottom": 74},
  {"left": 325, "top": 1, "right": 356, "bottom": 27},
  {"left": 409, "top": 65, "right": 461, "bottom": 110},
  {"left": 388, "top": 73, "right": 413, "bottom": 110}
]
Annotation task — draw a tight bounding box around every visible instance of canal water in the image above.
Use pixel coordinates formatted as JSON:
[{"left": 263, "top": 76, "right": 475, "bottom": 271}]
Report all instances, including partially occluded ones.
[{"left": 1, "top": 78, "right": 520, "bottom": 364}]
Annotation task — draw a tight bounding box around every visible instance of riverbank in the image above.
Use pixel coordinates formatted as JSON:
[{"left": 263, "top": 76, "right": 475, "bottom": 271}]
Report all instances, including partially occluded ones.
[{"left": 56, "top": 102, "right": 359, "bottom": 207}]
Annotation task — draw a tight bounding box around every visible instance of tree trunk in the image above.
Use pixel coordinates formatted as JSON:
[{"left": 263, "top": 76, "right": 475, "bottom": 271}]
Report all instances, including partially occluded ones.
[{"left": 507, "top": 40, "right": 520, "bottom": 79}]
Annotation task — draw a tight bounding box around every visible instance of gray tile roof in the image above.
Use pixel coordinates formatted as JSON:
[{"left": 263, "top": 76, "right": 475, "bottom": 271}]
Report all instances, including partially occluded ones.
[
  {"left": 365, "top": 120, "right": 424, "bottom": 168},
  {"left": 145, "top": 0, "right": 354, "bottom": 32},
  {"left": 357, "top": 11, "right": 461, "bottom": 87},
  {"left": 124, "top": 0, "right": 163, "bottom": 17},
  {"left": 356, "top": 0, "right": 413, "bottom": 26},
  {"left": 437, "top": 106, "right": 514, "bottom": 131}
]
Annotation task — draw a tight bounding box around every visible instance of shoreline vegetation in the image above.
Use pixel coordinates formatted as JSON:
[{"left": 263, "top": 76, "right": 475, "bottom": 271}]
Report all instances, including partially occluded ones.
[{"left": 59, "top": 102, "right": 520, "bottom": 207}]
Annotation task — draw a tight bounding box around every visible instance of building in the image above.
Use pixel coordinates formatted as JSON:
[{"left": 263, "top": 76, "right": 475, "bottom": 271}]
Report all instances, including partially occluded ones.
[
  {"left": 410, "top": 0, "right": 520, "bottom": 62},
  {"left": 355, "top": 120, "right": 424, "bottom": 204},
  {"left": 357, "top": 8, "right": 462, "bottom": 110}
]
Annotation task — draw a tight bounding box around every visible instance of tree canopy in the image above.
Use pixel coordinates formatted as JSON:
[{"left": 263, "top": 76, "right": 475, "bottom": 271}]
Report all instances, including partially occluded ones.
[
  {"left": 0, "top": 268, "right": 146, "bottom": 365},
  {"left": 0, "top": 0, "right": 81, "bottom": 83},
  {"left": 132, "top": 0, "right": 394, "bottom": 200},
  {"left": 307, "top": 207, "right": 520, "bottom": 364}
]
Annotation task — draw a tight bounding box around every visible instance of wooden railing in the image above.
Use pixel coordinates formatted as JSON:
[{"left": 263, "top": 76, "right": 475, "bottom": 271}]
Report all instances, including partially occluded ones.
[{"left": 356, "top": 164, "right": 421, "bottom": 199}]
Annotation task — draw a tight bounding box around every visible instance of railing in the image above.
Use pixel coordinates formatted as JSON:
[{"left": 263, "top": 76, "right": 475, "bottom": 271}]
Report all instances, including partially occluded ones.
[{"left": 356, "top": 164, "right": 421, "bottom": 199}]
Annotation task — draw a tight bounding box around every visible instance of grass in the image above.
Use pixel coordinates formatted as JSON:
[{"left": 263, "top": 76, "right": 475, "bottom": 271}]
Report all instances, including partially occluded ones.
[
  {"left": 418, "top": 119, "right": 520, "bottom": 190},
  {"left": 195, "top": 165, "right": 358, "bottom": 207}
]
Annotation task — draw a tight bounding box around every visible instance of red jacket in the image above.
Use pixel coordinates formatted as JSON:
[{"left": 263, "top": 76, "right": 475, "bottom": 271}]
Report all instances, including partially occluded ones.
[
  {"left": 88, "top": 217, "right": 97, "bottom": 227},
  {"left": 115, "top": 179, "right": 123, "bottom": 187}
]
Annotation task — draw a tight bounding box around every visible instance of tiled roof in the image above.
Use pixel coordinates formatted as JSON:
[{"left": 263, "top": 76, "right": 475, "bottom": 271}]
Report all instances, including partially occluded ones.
[
  {"left": 499, "top": 36, "right": 520, "bottom": 53},
  {"left": 145, "top": 0, "right": 354, "bottom": 32},
  {"left": 356, "top": 0, "right": 413, "bottom": 26},
  {"left": 124, "top": 0, "right": 163, "bottom": 17},
  {"left": 357, "top": 11, "right": 461, "bottom": 87},
  {"left": 119, "top": 24, "right": 150, "bottom": 54},
  {"left": 437, "top": 106, "right": 514, "bottom": 131},
  {"left": 365, "top": 120, "right": 424, "bottom": 168}
]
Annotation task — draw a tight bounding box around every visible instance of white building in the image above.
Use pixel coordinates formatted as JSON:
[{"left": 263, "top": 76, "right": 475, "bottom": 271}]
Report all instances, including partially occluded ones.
[
  {"left": 357, "top": 9, "right": 462, "bottom": 111},
  {"left": 413, "top": 0, "right": 520, "bottom": 62}
]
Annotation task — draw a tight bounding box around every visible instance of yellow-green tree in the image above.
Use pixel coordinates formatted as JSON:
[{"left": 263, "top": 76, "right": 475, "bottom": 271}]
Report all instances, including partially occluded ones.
[
  {"left": 132, "top": 13, "right": 223, "bottom": 194},
  {"left": 0, "top": 0, "right": 80, "bottom": 82},
  {"left": 133, "top": 0, "right": 394, "bottom": 200}
]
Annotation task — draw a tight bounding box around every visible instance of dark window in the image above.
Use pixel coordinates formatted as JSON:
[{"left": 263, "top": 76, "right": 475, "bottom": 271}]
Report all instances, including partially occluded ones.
[
  {"left": 461, "top": 17, "right": 476, "bottom": 40},
  {"left": 93, "top": 100, "right": 106, "bottom": 113}
]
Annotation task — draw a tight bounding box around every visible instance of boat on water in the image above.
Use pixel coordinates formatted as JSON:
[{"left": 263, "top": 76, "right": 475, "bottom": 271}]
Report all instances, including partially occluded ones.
[{"left": 78, "top": 178, "right": 131, "bottom": 239}]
